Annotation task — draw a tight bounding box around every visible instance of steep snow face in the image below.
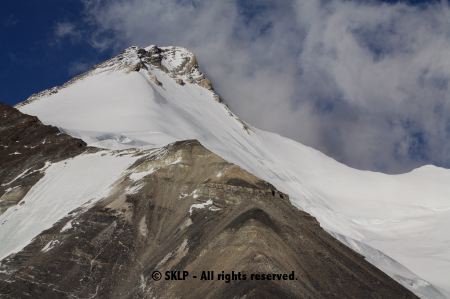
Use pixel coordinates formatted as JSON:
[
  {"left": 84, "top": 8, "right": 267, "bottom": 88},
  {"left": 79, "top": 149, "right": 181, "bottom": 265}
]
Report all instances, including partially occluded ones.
[
  {"left": 18, "top": 46, "right": 450, "bottom": 298},
  {"left": 0, "top": 151, "right": 139, "bottom": 260}
]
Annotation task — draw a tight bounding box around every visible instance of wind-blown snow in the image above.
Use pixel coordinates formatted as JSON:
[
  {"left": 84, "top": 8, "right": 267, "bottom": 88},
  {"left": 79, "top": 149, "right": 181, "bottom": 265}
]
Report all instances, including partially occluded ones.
[
  {"left": 18, "top": 46, "right": 450, "bottom": 298},
  {"left": 0, "top": 151, "right": 137, "bottom": 261}
]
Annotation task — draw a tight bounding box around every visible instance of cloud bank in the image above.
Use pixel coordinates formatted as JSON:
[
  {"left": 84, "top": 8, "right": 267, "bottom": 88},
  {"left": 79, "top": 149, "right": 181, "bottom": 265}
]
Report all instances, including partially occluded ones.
[{"left": 80, "top": 0, "right": 450, "bottom": 172}]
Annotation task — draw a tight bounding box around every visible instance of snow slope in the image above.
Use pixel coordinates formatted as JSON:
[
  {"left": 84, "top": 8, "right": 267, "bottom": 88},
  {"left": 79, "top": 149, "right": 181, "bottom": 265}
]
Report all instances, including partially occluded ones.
[
  {"left": 18, "top": 46, "right": 450, "bottom": 298},
  {"left": 0, "top": 151, "right": 138, "bottom": 260}
]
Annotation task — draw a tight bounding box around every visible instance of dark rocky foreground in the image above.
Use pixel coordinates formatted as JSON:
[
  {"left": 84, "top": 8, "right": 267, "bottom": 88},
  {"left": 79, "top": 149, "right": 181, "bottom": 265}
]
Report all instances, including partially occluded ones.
[
  {"left": 0, "top": 104, "right": 87, "bottom": 215},
  {"left": 0, "top": 106, "right": 417, "bottom": 298}
]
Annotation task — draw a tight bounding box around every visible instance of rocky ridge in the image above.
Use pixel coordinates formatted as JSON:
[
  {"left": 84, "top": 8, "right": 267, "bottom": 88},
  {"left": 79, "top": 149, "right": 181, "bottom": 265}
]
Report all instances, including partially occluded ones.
[{"left": 0, "top": 104, "right": 87, "bottom": 215}]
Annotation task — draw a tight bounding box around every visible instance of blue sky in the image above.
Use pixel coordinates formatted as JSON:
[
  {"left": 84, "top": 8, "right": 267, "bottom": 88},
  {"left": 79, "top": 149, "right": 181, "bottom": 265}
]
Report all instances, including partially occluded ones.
[
  {"left": 0, "top": 0, "right": 437, "bottom": 105},
  {"left": 0, "top": 0, "right": 110, "bottom": 105},
  {"left": 1, "top": 0, "right": 448, "bottom": 172}
]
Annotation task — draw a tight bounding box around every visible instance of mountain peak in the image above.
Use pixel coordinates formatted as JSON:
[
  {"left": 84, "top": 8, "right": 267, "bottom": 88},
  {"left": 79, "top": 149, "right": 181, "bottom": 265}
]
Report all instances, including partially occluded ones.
[
  {"left": 10, "top": 42, "right": 450, "bottom": 298},
  {"left": 18, "top": 45, "right": 216, "bottom": 108},
  {"left": 99, "top": 45, "right": 213, "bottom": 90}
]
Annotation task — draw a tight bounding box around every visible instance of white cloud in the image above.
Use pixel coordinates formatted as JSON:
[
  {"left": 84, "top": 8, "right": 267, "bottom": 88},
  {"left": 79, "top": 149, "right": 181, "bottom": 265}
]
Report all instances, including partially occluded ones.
[
  {"left": 81, "top": 0, "right": 450, "bottom": 172},
  {"left": 54, "top": 21, "right": 80, "bottom": 41}
]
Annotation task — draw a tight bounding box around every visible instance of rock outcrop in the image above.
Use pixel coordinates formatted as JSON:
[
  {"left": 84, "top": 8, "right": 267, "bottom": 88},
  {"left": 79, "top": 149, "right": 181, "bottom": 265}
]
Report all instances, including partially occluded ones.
[{"left": 0, "top": 104, "right": 87, "bottom": 215}]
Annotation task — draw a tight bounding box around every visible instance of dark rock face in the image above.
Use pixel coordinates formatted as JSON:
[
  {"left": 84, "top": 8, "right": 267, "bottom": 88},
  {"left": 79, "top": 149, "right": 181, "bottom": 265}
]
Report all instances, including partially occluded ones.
[
  {"left": 0, "top": 104, "right": 87, "bottom": 215},
  {"left": 0, "top": 136, "right": 417, "bottom": 299}
]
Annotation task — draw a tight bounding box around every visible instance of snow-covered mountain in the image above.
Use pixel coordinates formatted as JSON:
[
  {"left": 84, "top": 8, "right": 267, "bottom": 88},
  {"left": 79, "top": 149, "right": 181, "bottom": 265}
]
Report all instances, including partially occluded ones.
[
  {"left": 0, "top": 108, "right": 415, "bottom": 298},
  {"left": 7, "top": 45, "right": 450, "bottom": 298}
]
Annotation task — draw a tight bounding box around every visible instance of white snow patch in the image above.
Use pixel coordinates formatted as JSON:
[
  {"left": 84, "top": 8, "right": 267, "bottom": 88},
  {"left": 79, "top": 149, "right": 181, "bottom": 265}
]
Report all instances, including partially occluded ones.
[
  {"left": 125, "top": 184, "right": 144, "bottom": 195},
  {"left": 179, "top": 218, "right": 193, "bottom": 230},
  {"left": 41, "top": 240, "right": 60, "bottom": 253},
  {"left": 0, "top": 151, "right": 137, "bottom": 261},
  {"left": 4, "top": 186, "right": 20, "bottom": 194},
  {"left": 169, "top": 157, "right": 182, "bottom": 165},
  {"left": 139, "top": 274, "right": 148, "bottom": 293},
  {"left": 38, "top": 161, "right": 52, "bottom": 171},
  {"left": 189, "top": 199, "right": 213, "bottom": 215},
  {"left": 1, "top": 168, "right": 31, "bottom": 186},
  {"left": 129, "top": 169, "right": 155, "bottom": 181},
  {"left": 139, "top": 216, "right": 148, "bottom": 237},
  {"left": 156, "top": 252, "right": 173, "bottom": 269},
  {"left": 60, "top": 220, "right": 73, "bottom": 232},
  {"left": 8, "top": 151, "right": 21, "bottom": 155},
  {"left": 0, "top": 268, "right": 12, "bottom": 275},
  {"left": 1, "top": 162, "right": 52, "bottom": 187},
  {"left": 156, "top": 238, "right": 190, "bottom": 269},
  {"left": 24, "top": 145, "right": 38, "bottom": 149}
]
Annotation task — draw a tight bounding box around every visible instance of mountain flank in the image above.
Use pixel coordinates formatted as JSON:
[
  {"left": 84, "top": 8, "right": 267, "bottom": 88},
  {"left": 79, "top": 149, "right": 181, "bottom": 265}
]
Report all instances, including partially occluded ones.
[{"left": 0, "top": 106, "right": 417, "bottom": 298}]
